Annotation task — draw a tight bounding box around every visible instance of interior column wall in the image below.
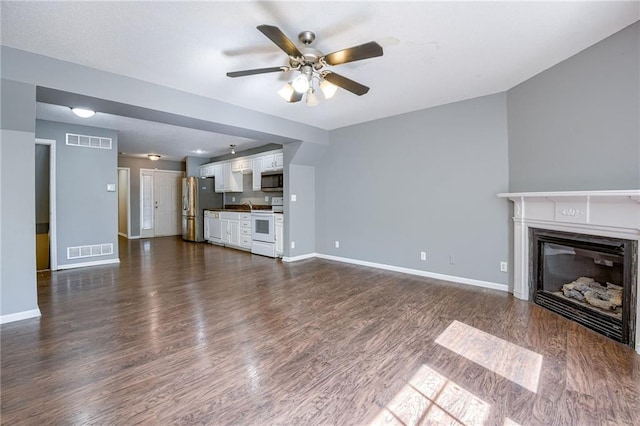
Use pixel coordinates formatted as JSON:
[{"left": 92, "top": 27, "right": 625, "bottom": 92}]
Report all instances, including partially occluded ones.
[{"left": 0, "top": 79, "right": 39, "bottom": 320}]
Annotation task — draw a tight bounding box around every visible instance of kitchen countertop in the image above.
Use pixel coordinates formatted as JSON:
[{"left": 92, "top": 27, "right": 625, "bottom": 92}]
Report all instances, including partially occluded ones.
[
  {"left": 205, "top": 205, "right": 281, "bottom": 213},
  {"left": 205, "top": 208, "right": 283, "bottom": 214}
]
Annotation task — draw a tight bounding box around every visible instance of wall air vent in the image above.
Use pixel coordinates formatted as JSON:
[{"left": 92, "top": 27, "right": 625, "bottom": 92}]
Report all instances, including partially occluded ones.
[
  {"left": 67, "top": 243, "right": 113, "bottom": 260},
  {"left": 66, "top": 133, "right": 112, "bottom": 150}
]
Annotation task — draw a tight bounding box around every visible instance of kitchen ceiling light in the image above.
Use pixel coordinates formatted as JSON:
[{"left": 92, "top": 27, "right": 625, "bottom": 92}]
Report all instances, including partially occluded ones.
[
  {"left": 230, "top": 144, "right": 236, "bottom": 155},
  {"left": 320, "top": 79, "right": 338, "bottom": 99},
  {"left": 148, "top": 154, "right": 161, "bottom": 161},
  {"left": 71, "top": 107, "right": 96, "bottom": 118}
]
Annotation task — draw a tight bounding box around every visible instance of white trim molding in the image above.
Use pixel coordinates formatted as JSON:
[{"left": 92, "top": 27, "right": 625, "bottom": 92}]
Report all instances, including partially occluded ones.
[
  {"left": 56, "top": 258, "right": 120, "bottom": 270},
  {"left": 498, "top": 189, "right": 640, "bottom": 353},
  {"left": 0, "top": 308, "right": 41, "bottom": 324},
  {"left": 282, "top": 253, "right": 318, "bottom": 263},
  {"left": 284, "top": 252, "right": 507, "bottom": 292}
]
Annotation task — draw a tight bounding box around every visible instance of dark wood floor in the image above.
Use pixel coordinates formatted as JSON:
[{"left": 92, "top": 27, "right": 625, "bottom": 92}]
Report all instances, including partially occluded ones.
[{"left": 2, "top": 237, "right": 639, "bottom": 425}]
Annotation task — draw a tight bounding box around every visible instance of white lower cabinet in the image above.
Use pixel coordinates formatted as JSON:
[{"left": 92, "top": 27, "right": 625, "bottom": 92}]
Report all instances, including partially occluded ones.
[
  {"left": 204, "top": 211, "right": 222, "bottom": 244},
  {"left": 217, "top": 211, "right": 247, "bottom": 250},
  {"left": 239, "top": 213, "right": 252, "bottom": 249},
  {"left": 275, "top": 213, "right": 284, "bottom": 257}
]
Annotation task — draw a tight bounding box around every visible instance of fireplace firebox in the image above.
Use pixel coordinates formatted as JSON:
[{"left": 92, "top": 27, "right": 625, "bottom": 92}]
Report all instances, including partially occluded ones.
[{"left": 530, "top": 228, "right": 637, "bottom": 346}]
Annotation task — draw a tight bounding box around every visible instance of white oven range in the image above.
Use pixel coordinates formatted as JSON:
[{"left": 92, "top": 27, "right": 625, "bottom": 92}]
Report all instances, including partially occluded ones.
[{"left": 251, "top": 197, "right": 283, "bottom": 258}]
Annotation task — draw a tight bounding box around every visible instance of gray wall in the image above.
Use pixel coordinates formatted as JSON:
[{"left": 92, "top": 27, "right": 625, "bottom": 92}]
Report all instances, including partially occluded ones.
[
  {"left": 117, "top": 156, "right": 186, "bottom": 237},
  {"left": 36, "top": 120, "right": 119, "bottom": 267},
  {"left": 287, "top": 164, "right": 316, "bottom": 257},
  {"left": 185, "top": 156, "right": 209, "bottom": 177},
  {"left": 508, "top": 22, "right": 640, "bottom": 191},
  {"left": 1, "top": 79, "right": 38, "bottom": 318},
  {"left": 318, "top": 93, "right": 510, "bottom": 284}
]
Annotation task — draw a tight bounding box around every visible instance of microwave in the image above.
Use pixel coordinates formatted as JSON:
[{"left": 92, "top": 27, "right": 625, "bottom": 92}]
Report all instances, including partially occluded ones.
[{"left": 261, "top": 171, "right": 283, "bottom": 192}]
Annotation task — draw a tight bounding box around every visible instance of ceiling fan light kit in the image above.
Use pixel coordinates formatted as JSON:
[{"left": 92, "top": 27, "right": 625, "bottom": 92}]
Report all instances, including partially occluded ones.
[{"left": 227, "top": 25, "right": 383, "bottom": 105}]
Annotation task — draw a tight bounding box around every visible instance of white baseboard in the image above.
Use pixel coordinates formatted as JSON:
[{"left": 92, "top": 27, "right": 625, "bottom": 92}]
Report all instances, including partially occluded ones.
[
  {"left": 282, "top": 252, "right": 318, "bottom": 263},
  {"left": 57, "top": 258, "right": 120, "bottom": 270},
  {"left": 314, "top": 253, "right": 509, "bottom": 292},
  {"left": 0, "top": 308, "right": 41, "bottom": 324}
]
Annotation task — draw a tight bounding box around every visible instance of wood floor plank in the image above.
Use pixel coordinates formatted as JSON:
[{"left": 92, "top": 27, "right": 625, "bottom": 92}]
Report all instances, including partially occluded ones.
[{"left": 2, "top": 236, "right": 639, "bottom": 425}]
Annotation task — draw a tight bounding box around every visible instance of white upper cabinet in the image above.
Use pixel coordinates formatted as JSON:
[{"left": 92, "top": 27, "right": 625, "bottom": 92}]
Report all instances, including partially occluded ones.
[
  {"left": 252, "top": 157, "right": 262, "bottom": 191},
  {"left": 212, "top": 163, "right": 242, "bottom": 193},
  {"left": 199, "top": 149, "right": 282, "bottom": 192},
  {"left": 200, "top": 164, "right": 215, "bottom": 177},
  {"left": 231, "top": 158, "right": 252, "bottom": 173},
  {"left": 262, "top": 153, "right": 284, "bottom": 171},
  {"left": 214, "top": 164, "right": 224, "bottom": 192}
]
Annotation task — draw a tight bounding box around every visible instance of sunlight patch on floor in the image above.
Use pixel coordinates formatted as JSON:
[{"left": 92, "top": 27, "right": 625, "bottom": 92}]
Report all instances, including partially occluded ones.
[
  {"left": 435, "top": 321, "right": 543, "bottom": 393},
  {"left": 370, "top": 364, "right": 491, "bottom": 425}
]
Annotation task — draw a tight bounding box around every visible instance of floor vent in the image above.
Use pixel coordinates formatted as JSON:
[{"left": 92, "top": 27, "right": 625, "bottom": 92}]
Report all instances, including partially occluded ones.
[
  {"left": 66, "top": 133, "right": 112, "bottom": 150},
  {"left": 67, "top": 243, "right": 114, "bottom": 259}
]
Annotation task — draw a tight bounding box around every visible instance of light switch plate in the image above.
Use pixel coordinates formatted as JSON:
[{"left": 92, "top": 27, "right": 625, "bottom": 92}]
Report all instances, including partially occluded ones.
[
  {"left": 106, "top": 183, "right": 116, "bottom": 192},
  {"left": 291, "top": 194, "right": 297, "bottom": 202}
]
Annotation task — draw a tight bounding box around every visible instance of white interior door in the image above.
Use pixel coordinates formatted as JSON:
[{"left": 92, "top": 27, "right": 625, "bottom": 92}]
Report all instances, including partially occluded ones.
[
  {"left": 153, "top": 171, "right": 183, "bottom": 236},
  {"left": 140, "top": 169, "right": 183, "bottom": 238}
]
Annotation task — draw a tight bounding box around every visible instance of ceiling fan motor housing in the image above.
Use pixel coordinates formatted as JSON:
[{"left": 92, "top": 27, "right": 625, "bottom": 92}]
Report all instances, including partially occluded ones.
[{"left": 298, "top": 31, "right": 316, "bottom": 45}]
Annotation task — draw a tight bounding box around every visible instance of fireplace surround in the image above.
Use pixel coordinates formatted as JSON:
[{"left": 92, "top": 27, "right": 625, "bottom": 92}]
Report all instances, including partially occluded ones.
[{"left": 498, "top": 190, "right": 640, "bottom": 353}]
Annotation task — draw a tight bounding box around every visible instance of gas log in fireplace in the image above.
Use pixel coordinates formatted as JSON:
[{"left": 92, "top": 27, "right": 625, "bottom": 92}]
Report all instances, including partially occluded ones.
[{"left": 530, "top": 228, "right": 637, "bottom": 346}]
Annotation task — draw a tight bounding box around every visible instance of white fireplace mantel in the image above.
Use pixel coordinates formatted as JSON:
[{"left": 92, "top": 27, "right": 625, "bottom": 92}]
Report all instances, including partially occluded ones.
[{"left": 498, "top": 190, "right": 640, "bottom": 353}]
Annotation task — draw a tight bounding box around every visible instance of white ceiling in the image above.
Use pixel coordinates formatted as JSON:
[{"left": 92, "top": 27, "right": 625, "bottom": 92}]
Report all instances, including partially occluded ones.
[{"left": 3, "top": 1, "right": 639, "bottom": 158}]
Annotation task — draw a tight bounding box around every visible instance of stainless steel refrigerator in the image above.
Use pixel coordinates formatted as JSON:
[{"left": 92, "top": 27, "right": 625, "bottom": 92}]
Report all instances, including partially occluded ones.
[{"left": 182, "top": 177, "right": 222, "bottom": 242}]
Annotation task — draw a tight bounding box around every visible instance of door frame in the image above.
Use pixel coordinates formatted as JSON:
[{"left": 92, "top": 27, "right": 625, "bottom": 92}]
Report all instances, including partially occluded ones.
[
  {"left": 139, "top": 168, "right": 184, "bottom": 238},
  {"left": 117, "top": 167, "right": 131, "bottom": 238},
  {"left": 35, "top": 138, "right": 57, "bottom": 271}
]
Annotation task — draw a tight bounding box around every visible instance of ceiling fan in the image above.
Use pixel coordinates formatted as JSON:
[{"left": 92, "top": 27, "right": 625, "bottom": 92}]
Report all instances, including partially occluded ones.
[{"left": 226, "top": 25, "right": 383, "bottom": 105}]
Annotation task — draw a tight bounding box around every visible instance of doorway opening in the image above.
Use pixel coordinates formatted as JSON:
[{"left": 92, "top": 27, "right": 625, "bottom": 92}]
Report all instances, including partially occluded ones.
[
  {"left": 35, "top": 138, "right": 57, "bottom": 271},
  {"left": 117, "top": 167, "right": 131, "bottom": 238}
]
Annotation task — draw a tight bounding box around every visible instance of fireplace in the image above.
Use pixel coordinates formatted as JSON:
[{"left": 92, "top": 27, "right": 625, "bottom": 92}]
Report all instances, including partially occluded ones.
[
  {"left": 497, "top": 190, "right": 640, "bottom": 353},
  {"left": 530, "top": 228, "right": 636, "bottom": 345}
]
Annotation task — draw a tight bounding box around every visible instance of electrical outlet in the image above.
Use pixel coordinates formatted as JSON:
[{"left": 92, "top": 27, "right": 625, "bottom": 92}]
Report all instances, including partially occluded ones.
[
  {"left": 420, "top": 251, "right": 426, "bottom": 261},
  {"left": 500, "top": 261, "right": 508, "bottom": 272},
  {"left": 264, "top": 196, "right": 269, "bottom": 202},
  {"left": 449, "top": 255, "right": 455, "bottom": 265},
  {"left": 231, "top": 196, "right": 236, "bottom": 202},
  {"left": 291, "top": 241, "right": 295, "bottom": 249},
  {"left": 291, "top": 194, "right": 297, "bottom": 202},
  {"left": 335, "top": 241, "right": 340, "bottom": 248}
]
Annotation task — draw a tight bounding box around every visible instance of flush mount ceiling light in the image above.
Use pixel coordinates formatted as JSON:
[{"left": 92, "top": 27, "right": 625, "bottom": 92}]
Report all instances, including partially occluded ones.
[
  {"left": 70, "top": 107, "right": 96, "bottom": 118},
  {"left": 148, "top": 154, "right": 161, "bottom": 161},
  {"left": 230, "top": 144, "right": 236, "bottom": 155},
  {"left": 227, "top": 25, "right": 383, "bottom": 106}
]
